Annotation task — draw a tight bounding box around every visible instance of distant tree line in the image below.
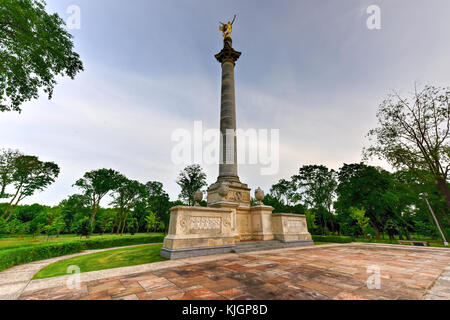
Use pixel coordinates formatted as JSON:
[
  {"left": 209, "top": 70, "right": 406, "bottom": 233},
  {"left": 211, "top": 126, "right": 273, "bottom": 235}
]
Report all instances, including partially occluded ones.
[
  {"left": 0, "top": 149, "right": 189, "bottom": 237},
  {"left": 264, "top": 164, "right": 448, "bottom": 240}
]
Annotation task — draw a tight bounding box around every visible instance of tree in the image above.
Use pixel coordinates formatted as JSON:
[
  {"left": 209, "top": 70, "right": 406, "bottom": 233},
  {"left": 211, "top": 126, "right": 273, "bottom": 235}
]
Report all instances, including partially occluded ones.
[
  {"left": 110, "top": 175, "right": 145, "bottom": 235},
  {"left": 292, "top": 165, "right": 337, "bottom": 234},
  {"left": 127, "top": 217, "right": 138, "bottom": 235},
  {"left": 348, "top": 207, "right": 370, "bottom": 237},
  {"left": 73, "top": 169, "right": 121, "bottom": 229},
  {"left": 43, "top": 207, "right": 65, "bottom": 239},
  {"left": 76, "top": 217, "right": 91, "bottom": 238},
  {"left": 365, "top": 85, "right": 450, "bottom": 210},
  {"left": 145, "top": 181, "right": 171, "bottom": 230},
  {"left": 0, "top": 149, "right": 22, "bottom": 198},
  {"left": 0, "top": 0, "right": 84, "bottom": 113},
  {"left": 144, "top": 210, "right": 158, "bottom": 232},
  {"left": 58, "top": 194, "right": 90, "bottom": 233},
  {"left": 270, "top": 179, "right": 297, "bottom": 206},
  {"left": 335, "top": 163, "right": 398, "bottom": 239},
  {"left": 1, "top": 155, "right": 59, "bottom": 220},
  {"left": 176, "top": 164, "right": 207, "bottom": 206}
]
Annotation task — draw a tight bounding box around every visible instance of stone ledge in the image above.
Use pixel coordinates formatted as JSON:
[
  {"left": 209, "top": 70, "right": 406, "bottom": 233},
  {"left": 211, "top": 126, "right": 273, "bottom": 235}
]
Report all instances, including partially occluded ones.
[
  {"left": 272, "top": 213, "right": 307, "bottom": 218},
  {"left": 281, "top": 240, "right": 314, "bottom": 247},
  {"left": 160, "top": 244, "right": 236, "bottom": 260}
]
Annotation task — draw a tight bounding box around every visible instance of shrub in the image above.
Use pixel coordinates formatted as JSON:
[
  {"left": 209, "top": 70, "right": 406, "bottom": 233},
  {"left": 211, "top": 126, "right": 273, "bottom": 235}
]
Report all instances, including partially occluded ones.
[
  {"left": 312, "top": 235, "right": 353, "bottom": 243},
  {"left": 0, "top": 234, "right": 165, "bottom": 272}
]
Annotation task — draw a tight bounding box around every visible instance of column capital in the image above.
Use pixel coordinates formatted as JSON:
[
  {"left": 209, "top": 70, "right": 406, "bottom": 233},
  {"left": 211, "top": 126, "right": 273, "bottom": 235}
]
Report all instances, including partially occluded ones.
[{"left": 215, "top": 37, "right": 241, "bottom": 65}]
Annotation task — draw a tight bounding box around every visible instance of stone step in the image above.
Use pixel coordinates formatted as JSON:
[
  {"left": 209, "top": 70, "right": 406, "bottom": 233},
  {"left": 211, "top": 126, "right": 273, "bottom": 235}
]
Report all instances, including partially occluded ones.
[
  {"left": 231, "top": 240, "right": 315, "bottom": 253},
  {"left": 232, "top": 240, "right": 286, "bottom": 253}
]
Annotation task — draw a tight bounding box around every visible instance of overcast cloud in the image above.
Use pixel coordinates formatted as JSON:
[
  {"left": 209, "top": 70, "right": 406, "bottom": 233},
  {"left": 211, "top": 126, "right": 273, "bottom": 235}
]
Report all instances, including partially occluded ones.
[{"left": 1, "top": 0, "right": 450, "bottom": 205}]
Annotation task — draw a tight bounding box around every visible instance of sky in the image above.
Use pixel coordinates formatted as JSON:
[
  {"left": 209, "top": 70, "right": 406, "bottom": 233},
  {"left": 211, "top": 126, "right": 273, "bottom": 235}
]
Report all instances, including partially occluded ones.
[{"left": 1, "top": 0, "right": 450, "bottom": 205}]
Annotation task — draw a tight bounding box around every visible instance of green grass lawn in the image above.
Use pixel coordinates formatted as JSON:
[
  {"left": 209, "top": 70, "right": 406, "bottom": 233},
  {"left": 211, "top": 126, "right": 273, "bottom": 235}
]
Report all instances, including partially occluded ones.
[
  {"left": 0, "top": 233, "right": 160, "bottom": 251},
  {"left": 33, "top": 243, "right": 166, "bottom": 279}
]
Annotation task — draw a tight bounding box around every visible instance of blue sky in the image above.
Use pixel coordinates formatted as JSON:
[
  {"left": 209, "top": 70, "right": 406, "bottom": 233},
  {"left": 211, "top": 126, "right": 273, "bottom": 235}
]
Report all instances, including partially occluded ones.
[{"left": 1, "top": 0, "right": 450, "bottom": 205}]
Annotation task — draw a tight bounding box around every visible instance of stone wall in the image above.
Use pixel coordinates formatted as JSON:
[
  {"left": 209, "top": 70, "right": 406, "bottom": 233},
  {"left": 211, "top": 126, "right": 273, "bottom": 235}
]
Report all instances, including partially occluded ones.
[{"left": 272, "top": 213, "right": 312, "bottom": 242}]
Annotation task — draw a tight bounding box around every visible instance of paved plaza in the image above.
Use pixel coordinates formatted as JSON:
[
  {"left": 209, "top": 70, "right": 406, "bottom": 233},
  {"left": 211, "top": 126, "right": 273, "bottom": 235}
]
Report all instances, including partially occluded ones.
[{"left": 12, "top": 243, "right": 450, "bottom": 300}]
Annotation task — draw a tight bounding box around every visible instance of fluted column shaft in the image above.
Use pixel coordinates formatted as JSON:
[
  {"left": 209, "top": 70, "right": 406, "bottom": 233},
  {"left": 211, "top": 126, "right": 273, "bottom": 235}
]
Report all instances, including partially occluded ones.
[{"left": 215, "top": 37, "right": 241, "bottom": 183}]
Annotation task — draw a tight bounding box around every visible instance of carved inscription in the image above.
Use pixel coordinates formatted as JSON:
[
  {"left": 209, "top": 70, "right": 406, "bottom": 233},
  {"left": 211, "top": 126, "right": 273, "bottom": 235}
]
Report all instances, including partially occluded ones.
[
  {"left": 287, "top": 219, "right": 305, "bottom": 232},
  {"left": 190, "top": 217, "right": 222, "bottom": 230}
]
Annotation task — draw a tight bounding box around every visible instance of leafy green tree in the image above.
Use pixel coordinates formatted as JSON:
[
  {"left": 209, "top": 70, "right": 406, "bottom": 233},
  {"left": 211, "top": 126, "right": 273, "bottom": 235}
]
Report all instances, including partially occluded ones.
[
  {"left": 73, "top": 169, "right": 122, "bottom": 228},
  {"left": 144, "top": 210, "right": 158, "bottom": 232},
  {"left": 292, "top": 165, "right": 337, "bottom": 234},
  {"left": 335, "top": 163, "right": 399, "bottom": 239},
  {"left": 127, "top": 217, "right": 138, "bottom": 235},
  {"left": 349, "top": 207, "right": 370, "bottom": 237},
  {"left": 392, "top": 169, "right": 448, "bottom": 238},
  {"left": 0, "top": 0, "right": 84, "bottom": 112},
  {"left": 110, "top": 175, "right": 145, "bottom": 235},
  {"left": 43, "top": 207, "right": 65, "bottom": 239},
  {"left": 176, "top": 164, "right": 207, "bottom": 206},
  {"left": 58, "top": 194, "right": 90, "bottom": 233},
  {"left": 270, "top": 179, "right": 297, "bottom": 205},
  {"left": 365, "top": 85, "right": 450, "bottom": 211},
  {"left": 1, "top": 155, "right": 59, "bottom": 220},
  {"left": 96, "top": 208, "right": 116, "bottom": 234},
  {"left": 76, "top": 217, "right": 91, "bottom": 238},
  {"left": 145, "top": 181, "right": 171, "bottom": 230},
  {"left": 0, "top": 149, "right": 22, "bottom": 198},
  {"left": 262, "top": 193, "right": 305, "bottom": 215},
  {"left": 304, "top": 209, "right": 317, "bottom": 234}
]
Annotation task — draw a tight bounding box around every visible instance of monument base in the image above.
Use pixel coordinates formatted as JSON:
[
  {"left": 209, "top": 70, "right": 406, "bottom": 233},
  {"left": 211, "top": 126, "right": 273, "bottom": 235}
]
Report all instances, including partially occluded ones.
[
  {"left": 160, "top": 244, "right": 235, "bottom": 260},
  {"left": 207, "top": 181, "right": 251, "bottom": 208},
  {"left": 161, "top": 204, "right": 313, "bottom": 259}
]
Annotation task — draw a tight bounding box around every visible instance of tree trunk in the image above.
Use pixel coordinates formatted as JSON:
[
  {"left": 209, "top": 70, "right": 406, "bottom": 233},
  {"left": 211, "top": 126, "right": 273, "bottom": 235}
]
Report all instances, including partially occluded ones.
[
  {"left": 90, "top": 203, "right": 98, "bottom": 228},
  {"left": 436, "top": 177, "right": 450, "bottom": 210},
  {"left": 121, "top": 212, "right": 129, "bottom": 235},
  {"left": 404, "top": 227, "right": 411, "bottom": 240},
  {"left": 1, "top": 185, "right": 21, "bottom": 220},
  {"left": 371, "top": 222, "right": 380, "bottom": 239},
  {"left": 388, "top": 232, "right": 394, "bottom": 241},
  {"left": 116, "top": 220, "right": 122, "bottom": 235},
  {"left": 6, "top": 193, "right": 23, "bottom": 221}
]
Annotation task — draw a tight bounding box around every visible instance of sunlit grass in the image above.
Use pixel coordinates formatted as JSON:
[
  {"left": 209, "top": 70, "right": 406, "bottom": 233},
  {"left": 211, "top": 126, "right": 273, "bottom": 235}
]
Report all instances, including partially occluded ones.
[{"left": 33, "top": 243, "right": 165, "bottom": 279}]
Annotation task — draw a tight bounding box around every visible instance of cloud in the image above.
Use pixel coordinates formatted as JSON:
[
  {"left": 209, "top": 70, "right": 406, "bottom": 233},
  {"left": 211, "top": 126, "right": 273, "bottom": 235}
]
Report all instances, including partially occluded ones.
[{"left": 1, "top": 0, "right": 449, "bottom": 205}]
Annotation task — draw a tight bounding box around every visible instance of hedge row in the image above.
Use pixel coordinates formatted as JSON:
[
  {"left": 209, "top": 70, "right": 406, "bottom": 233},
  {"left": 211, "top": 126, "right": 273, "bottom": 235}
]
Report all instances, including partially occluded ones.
[
  {"left": 0, "top": 234, "right": 165, "bottom": 272},
  {"left": 312, "top": 235, "right": 353, "bottom": 243}
]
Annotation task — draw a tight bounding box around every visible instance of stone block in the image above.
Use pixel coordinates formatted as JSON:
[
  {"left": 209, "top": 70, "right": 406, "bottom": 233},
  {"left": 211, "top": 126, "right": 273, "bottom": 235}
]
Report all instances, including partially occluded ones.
[{"left": 272, "top": 213, "right": 312, "bottom": 242}]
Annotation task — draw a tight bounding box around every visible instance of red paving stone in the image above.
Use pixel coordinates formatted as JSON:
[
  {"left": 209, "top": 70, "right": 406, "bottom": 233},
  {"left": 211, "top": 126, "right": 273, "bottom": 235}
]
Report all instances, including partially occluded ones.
[{"left": 18, "top": 244, "right": 450, "bottom": 300}]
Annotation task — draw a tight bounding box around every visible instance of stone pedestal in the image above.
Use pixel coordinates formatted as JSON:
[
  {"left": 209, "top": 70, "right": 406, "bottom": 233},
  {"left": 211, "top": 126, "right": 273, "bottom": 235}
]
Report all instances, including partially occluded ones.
[
  {"left": 250, "top": 205, "right": 275, "bottom": 241},
  {"left": 272, "top": 213, "right": 312, "bottom": 242},
  {"left": 161, "top": 206, "right": 236, "bottom": 259},
  {"left": 207, "top": 181, "right": 251, "bottom": 208}
]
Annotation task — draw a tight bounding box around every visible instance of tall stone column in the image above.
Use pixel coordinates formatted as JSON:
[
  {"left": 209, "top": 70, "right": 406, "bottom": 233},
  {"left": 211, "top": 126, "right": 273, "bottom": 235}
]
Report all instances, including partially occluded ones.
[
  {"left": 208, "top": 36, "right": 250, "bottom": 210},
  {"left": 215, "top": 37, "right": 241, "bottom": 183}
]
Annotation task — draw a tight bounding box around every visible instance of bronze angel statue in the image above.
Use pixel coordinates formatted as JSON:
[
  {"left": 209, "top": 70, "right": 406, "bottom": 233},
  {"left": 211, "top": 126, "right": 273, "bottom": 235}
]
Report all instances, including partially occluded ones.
[{"left": 219, "top": 15, "right": 236, "bottom": 38}]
